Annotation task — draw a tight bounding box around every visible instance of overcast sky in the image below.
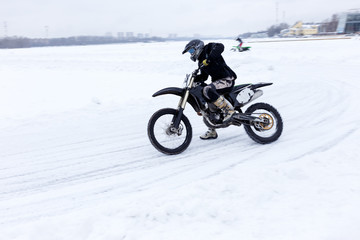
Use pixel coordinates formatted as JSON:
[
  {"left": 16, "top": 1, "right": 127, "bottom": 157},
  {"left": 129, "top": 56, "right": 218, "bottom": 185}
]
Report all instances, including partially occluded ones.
[{"left": 1, "top": 0, "right": 359, "bottom": 38}]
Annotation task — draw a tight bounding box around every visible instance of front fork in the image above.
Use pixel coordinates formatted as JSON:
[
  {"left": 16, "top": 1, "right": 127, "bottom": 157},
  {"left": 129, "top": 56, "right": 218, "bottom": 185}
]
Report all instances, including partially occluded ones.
[{"left": 171, "top": 75, "right": 195, "bottom": 130}]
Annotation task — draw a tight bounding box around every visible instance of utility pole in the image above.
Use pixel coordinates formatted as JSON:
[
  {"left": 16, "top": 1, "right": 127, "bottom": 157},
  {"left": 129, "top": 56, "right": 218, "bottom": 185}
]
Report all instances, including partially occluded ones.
[
  {"left": 282, "top": 11, "right": 286, "bottom": 24},
  {"left": 275, "top": 2, "right": 279, "bottom": 25},
  {"left": 44, "top": 26, "right": 49, "bottom": 38},
  {"left": 3, "top": 21, "right": 8, "bottom": 37}
]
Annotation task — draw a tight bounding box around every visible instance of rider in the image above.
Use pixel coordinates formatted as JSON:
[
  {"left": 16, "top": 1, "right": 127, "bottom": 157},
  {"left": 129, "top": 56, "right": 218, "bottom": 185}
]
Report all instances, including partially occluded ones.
[
  {"left": 236, "top": 37, "right": 243, "bottom": 50},
  {"left": 182, "top": 39, "right": 237, "bottom": 140}
]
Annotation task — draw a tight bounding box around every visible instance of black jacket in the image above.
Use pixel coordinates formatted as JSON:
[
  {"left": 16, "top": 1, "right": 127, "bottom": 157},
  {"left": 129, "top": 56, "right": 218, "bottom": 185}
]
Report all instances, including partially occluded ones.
[{"left": 195, "top": 42, "right": 237, "bottom": 82}]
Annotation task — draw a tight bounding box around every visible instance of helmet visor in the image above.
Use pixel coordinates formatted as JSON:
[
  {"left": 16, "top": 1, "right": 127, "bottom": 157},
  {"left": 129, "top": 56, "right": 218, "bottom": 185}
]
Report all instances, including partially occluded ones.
[{"left": 188, "top": 48, "right": 195, "bottom": 54}]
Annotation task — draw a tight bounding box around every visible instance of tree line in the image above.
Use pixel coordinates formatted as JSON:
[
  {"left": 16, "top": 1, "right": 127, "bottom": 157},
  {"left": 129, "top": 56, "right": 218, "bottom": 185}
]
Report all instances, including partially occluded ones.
[
  {"left": 239, "top": 14, "right": 339, "bottom": 38},
  {"left": 0, "top": 35, "right": 166, "bottom": 49},
  {"left": 1, "top": 14, "right": 341, "bottom": 49}
]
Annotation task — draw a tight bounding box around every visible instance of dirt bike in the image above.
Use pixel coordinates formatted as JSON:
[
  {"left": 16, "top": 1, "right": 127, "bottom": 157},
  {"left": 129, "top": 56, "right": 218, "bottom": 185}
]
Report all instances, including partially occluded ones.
[
  {"left": 147, "top": 66, "right": 283, "bottom": 155},
  {"left": 231, "top": 46, "right": 251, "bottom": 52}
]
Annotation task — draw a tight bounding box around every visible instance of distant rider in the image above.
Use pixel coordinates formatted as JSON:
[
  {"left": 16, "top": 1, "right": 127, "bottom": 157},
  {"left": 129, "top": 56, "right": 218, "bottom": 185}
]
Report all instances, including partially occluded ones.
[
  {"left": 236, "top": 37, "right": 243, "bottom": 51},
  {"left": 182, "top": 39, "right": 237, "bottom": 140}
]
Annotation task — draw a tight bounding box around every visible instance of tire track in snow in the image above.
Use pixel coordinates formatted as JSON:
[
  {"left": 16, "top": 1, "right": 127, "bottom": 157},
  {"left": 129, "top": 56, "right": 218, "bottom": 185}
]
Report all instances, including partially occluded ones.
[{"left": 2, "top": 39, "right": 360, "bottom": 227}]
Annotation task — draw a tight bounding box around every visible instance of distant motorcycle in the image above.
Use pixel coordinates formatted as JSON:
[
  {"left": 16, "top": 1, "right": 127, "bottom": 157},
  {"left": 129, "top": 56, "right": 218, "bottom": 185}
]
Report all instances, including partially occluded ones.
[
  {"left": 147, "top": 66, "right": 283, "bottom": 155},
  {"left": 231, "top": 46, "right": 251, "bottom": 52}
]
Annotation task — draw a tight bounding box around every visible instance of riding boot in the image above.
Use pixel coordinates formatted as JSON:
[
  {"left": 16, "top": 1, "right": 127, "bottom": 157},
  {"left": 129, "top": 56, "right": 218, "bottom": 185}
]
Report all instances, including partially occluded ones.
[
  {"left": 213, "top": 96, "right": 235, "bottom": 122},
  {"left": 200, "top": 128, "right": 218, "bottom": 140}
]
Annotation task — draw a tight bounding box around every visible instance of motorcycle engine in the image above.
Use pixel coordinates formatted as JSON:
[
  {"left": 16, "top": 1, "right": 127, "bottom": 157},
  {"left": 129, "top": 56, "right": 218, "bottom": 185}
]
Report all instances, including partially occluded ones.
[
  {"left": 208, "top": 112, "right": 222, "bottom": 124},
  {"left": 206, "top": 104, "right": 223, "bottom": 124}
]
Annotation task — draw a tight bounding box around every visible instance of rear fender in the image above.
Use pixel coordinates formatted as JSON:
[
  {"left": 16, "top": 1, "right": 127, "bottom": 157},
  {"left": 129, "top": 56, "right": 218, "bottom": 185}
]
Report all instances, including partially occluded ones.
[
  {"left": 231, "top": 83, "right": 272, "bottom": 108},
  {"left": 250, "top": 82, "right": 273, "bottom": 90},
  {"left": 152, "top": 87, "right": 201, "bottom": 112}
]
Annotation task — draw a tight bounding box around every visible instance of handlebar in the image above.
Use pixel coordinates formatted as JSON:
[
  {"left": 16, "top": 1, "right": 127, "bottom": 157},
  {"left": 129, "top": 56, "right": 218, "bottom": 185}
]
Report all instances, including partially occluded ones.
[{"left": 192, "top": 64, "right": 205, "bottom": 76}]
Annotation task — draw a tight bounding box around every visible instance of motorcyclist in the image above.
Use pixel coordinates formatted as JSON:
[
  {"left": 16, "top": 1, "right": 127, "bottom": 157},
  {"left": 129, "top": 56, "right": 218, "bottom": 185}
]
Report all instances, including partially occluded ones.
[
  {"left": 236, "top": 37, "right": 243, "bottom": 51},
  {"left": 182, "top": 39, "right": 237, "bottom": 140}
]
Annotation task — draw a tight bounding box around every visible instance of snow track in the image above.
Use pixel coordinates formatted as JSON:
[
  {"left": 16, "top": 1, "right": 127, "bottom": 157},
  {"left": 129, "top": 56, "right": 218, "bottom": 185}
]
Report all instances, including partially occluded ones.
[{"left": 1, "top": 39, "right": 360, "bottom": 239}]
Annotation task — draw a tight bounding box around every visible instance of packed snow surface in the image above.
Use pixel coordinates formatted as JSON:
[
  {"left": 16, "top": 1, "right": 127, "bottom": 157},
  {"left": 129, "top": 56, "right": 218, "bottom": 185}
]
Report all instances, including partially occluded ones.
[{"left": 1, "top": 38, "right": 360, "bottom": 240}]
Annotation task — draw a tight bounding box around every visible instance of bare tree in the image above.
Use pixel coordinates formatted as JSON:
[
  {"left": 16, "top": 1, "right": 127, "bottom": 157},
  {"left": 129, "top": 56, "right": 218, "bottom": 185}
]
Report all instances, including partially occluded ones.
[
  {"left": 267, "top": 23, "right": 289, "bottom": 37},
  {"left": 328, "top": 14, "right": 339, "bottom": 32}
]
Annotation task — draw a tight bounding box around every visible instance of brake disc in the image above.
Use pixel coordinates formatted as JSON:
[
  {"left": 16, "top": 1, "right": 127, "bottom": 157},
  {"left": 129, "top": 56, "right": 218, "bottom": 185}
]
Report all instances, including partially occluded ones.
[{"left": 259, "top": 113, "right": 274, "bottom": 130}]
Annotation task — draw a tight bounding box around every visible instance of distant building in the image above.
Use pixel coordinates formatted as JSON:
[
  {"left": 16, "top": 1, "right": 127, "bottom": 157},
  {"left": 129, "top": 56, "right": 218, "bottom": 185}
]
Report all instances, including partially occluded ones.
[
  {"left": 126, "top": 32, "right": 134, "bottom": 39},
  {"left": 105, "top": 32, "right": 113, "bottom": 37},
  {"left": 337, "top": 9, "right": 360, "bottom": 34},
  {"left": 282, "top": 21, "right": 319, "bottom": 37},
  {"left": 167, "top": 34, "right": 177, "bottom": 39},
  {"left": 117, "top": 32, "right": 124, "bottom": 39}
]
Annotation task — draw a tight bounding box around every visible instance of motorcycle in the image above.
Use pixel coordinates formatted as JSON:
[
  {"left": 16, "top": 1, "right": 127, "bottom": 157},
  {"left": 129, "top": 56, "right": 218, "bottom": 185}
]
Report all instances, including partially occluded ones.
[
  {"left": 147, "top": 66, "right": 283, "bottom": 155},
  {"left": 231, "top": 46, "right": 251, "bottom": 52}
]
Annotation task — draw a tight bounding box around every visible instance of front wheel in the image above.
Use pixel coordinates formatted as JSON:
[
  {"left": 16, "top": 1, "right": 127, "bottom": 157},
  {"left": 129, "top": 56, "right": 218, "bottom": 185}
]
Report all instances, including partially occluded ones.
[
  {"left": 244, "top": 103, "right": 283, "bottom": 144},
  {"left": 148, "top": 108, "right": 192, "bottom": 155}
]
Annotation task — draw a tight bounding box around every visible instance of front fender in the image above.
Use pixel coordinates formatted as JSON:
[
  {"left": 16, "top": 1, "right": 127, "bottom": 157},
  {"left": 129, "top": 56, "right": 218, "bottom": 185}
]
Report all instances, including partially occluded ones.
[
  {"left": 152, "top": 87, "right": 201, "bottom": 113},
  {"left": 152, "top": 87, "right": 184, "bottom": 98}
]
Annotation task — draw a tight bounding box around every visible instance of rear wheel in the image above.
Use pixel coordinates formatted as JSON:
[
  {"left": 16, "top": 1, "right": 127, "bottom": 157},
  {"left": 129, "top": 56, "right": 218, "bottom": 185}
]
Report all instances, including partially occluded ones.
[
  {"left": 244, "top": 103, "right": 283, "bottom": 144},
  {"left": 148, "top": 108, "right": 192, "bottom": 155}
]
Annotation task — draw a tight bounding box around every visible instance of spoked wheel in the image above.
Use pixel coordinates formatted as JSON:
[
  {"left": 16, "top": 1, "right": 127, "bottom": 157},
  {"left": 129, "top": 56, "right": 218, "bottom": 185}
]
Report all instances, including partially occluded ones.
[
  {"left": 244, "top": 103, "right": 283, "bottom": 144},
  {"left": 147, "top": 108, "right": 192, "bottom": 155}
]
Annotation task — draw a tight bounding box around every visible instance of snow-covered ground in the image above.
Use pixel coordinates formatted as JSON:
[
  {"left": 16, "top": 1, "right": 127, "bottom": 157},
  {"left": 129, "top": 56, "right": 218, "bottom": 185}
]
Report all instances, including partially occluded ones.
[{"left": 1, "top": 38, "right": 360, "bottom": 240}]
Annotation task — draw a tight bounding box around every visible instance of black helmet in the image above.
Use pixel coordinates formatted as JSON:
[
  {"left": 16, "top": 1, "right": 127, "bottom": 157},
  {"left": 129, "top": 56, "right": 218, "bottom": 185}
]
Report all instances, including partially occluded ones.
[{"left": 182, "top": 39, "right": 204, "bottom": 62}]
